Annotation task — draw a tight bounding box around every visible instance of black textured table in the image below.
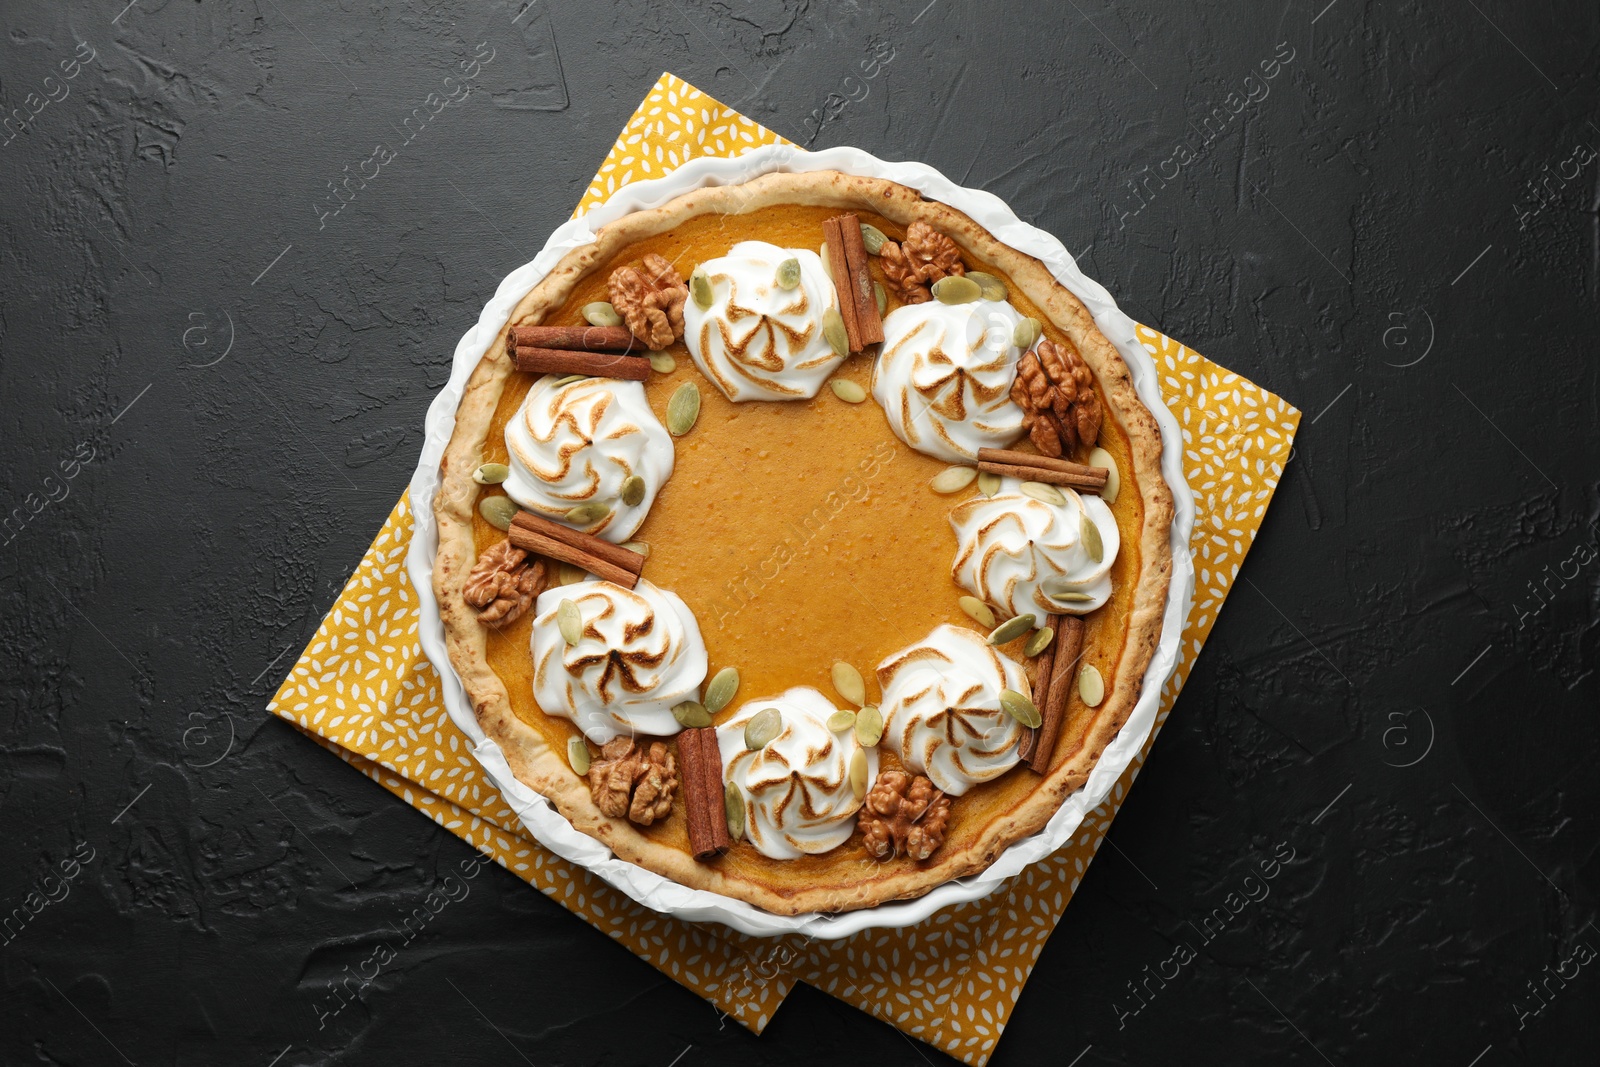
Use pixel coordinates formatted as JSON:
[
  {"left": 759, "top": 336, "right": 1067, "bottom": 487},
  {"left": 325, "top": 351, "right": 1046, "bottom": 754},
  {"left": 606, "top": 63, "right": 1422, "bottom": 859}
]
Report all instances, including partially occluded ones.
[{"left": 4, "top": 2, "right": 1596, "bottom": 1064}]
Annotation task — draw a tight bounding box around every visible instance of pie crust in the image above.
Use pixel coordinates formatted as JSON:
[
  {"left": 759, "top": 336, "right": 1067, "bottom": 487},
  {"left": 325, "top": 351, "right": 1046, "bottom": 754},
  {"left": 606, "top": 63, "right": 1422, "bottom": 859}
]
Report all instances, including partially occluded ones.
[{"left": 432, "top": 171, "right": 1175, "bottom": 915}]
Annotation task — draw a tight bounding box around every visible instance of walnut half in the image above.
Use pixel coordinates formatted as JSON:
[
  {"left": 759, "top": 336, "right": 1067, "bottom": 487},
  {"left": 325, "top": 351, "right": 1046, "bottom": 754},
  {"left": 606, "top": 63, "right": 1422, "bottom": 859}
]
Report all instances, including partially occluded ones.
[
  {"left": 858, "top": 769, "right": 951, "bottom": 861},
  {"left": 609, "top": 253, "right": 688, "bottom": 350},
  {"left": 1010, "top": 337, "right": 1102, "bottom": 459},
  {"left": 587, "top": 737, "right": 678, "bottom": 826},
  {"left": 462, "top": 539, "right": 546, "bottom": 627},
  {"left": 879, "top": 221, "right": 966, "bottom": 305}
]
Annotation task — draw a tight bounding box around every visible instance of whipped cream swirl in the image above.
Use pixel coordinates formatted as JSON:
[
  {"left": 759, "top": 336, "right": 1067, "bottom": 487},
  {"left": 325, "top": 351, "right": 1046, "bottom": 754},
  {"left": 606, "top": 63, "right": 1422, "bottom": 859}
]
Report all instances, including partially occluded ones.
[
  {"left": 503, "top": 375, "right": 673, "bottom": 543},
  {"left": 717, "top": 687, "right": 878, "bottom": 860},
  {"left": 531, "top": 579, "right": 707, "bottom": 744},
  {"left": 871, "top": 298, "right": 1029, "bottom": 463},
  {"left": 877, "top": 623, "right": 1031, "bottom": 795},
  {"left": 683, "top": 240, "right": 843, "bottom": 402},
  {"left": 950, "top": 478, "right": 1120, "bottom": 617}
]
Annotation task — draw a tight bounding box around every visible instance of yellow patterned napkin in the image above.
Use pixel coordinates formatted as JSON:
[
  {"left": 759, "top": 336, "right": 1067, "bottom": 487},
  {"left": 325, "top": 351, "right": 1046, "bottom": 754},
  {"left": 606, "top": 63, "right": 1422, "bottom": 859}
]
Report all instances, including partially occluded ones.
[{"left": 268, "top": 73, "right": 1299, "bottom": 1064}]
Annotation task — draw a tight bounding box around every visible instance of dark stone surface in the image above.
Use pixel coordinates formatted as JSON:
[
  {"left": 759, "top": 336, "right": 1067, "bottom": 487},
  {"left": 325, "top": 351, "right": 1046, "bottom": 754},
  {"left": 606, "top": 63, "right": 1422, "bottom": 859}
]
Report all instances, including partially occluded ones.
[{"left": 2, "top": 1, "right": 1596, "bottom": 1063}]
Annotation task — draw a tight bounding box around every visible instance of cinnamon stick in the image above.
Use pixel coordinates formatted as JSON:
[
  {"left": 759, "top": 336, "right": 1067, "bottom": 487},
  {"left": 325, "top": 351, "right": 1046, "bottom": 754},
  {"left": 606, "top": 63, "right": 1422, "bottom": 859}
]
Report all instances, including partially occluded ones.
[
  {"left": 821, "top": 216, "right": 862, "bottom": 354},
  {"left": 835, "top": 213, "right": 884, "bottom": 346},
  {"left": 678, "top": 726, "right": 731, "bottom": 860},
  {"left": 506, "top": 525, "right": 639, "bottom": 589},
  {"left": 978, "top": 448, "right": 1109, "bottom": 479},
  {"left": 1024, "top": 615, "right": 1086, "bottom": 773},
  {"left": 977, "top": 460, "right": 1107, "bottom": 492},
  {"left": 1017, "top": 613, "right": 1062, "bottom": 765},
  {"left": 512, "top": 347, "right": 650, "bottom": 381},
  {"left": 510, "top": 325, "right": 637, "bottom": 352},
  {"left": 510, "top": 510, "right": 644, "bottom": 573},
  {"left": 506, "top": 511, "right": 645, "bottom": 590}
]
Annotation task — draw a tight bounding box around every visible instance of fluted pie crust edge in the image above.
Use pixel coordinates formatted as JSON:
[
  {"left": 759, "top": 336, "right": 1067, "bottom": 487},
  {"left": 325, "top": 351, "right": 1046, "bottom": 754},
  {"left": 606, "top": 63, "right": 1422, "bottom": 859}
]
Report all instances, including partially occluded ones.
[{"left": 432, "top": 171, "right": 1175, "bottom": 916}]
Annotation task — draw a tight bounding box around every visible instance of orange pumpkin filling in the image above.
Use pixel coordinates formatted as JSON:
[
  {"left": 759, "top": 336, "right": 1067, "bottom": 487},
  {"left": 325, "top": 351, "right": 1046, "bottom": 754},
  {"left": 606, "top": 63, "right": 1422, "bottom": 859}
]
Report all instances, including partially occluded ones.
[{"left": 470, "top": 205, "right": 1144, "bottom": 885}]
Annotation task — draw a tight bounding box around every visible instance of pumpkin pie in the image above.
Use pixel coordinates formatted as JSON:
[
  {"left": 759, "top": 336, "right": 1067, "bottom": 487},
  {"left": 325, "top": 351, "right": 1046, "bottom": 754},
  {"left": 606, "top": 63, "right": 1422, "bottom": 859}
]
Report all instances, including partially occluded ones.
[{"left": 431, "top": 171, "right": 1174, "bottom": 915}]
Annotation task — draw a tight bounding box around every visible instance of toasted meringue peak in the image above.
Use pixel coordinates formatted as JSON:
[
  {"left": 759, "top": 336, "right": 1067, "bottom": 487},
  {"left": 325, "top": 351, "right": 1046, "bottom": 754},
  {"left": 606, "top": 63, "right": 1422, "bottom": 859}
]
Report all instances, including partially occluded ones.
[
  {"left": 950, "top": 480, "right": 1119, "bottom": 618},
  {"left": 877, "top": 624, "right": 1030, "bottom": 795},
  {"left": 504, "top": 375, "right": 673, "bottom": 543},
  {"left": 531, "top": 579, "right": 706, "bottom": 743},
  {"left": 871, "top": 298, "right": 1029, "bottom": 463},
  {"left": 717, "top": 687, "right": 878, "bottom": 859},
  {"left": 684, "top": 241, "right": 843, "bottom": 402}
]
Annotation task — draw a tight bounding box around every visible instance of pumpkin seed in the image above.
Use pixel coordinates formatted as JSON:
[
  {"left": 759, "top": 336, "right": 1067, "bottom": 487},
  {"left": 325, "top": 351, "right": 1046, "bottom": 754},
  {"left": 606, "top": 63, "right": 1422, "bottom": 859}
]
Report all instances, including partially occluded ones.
[
  {"left": 826, "top": 709, "right": 858, "bottom": 733},
  {"left": 831, "top": 661, "right": 866, "bottom": 706},
  {"left": 557, "top": 562, "right": 588, "bottom": 586},
  {"left": 930, "top": 465, "right": 977, "bottom": 493},
  {"left": 849, "top": 748, "right": 869, "bottom": 799},
  {"left": 859, "top": 223, "right": 888, "bottom": 255},
  {"left": 744, "top": 707, "right": 782, "bottom": 750},
  {"left": 822, "top": 307, "right": 848, "bottom": 357},
  {"left": 552, "top": 373, "right": 590, "bottom": 387},
  {"left": 831, "top": 379, "right": 867, "bottom": 403},
  {"left": 988, "top": 614, "right": 1037, "bottom": 645},
  {"left": 621, "top": 540, "right": 651, "bottom": 558},
  {"left": 565, "top": 501, "right": 611, "bottom": 527},
  {"left": 854, "top": 704, "right": 884, "bottom": 747},
  {"left": 666, "top": 381, "right": 701, "bottom": 436},
  {"left": 776, "top": 257, "right": 802, "bottom": 290},
  {"left": 1021, "top": 481, "right": 1067, "bottom": 506},
  {"left": 958, "top": 596, "right": 996, "bottom": 629},
  {"left": 556, "top": 598, "right": 583, "bottom": 645},
  {"left": 472, "top": 462, "right": 510, "bottom": 485},
  {"left": 819, "top": 242, "right": 831, "bottom": 280},
  {"left": 690, "top": 267, "right": 713, "bottom": 309},
  {"left": 478, "top": 495, "right": 518, "bottom": 530},
  {"left": 725, "top": 783, "right": 745, "bottom": 841},
  {"left": 932, "top": 275, "right": 982, "bottom": 305},
  {"left": 583, "top": 301, "right": 622, "bottom": 327},
  {"left": 1081, "top": 512, "right": 1103, "bottom": 563},
  {"left": 1088, "top": 446, "right": 1119, "bottom": 504},
  {"left": 1013, "top": 317, "right": 1043, "bottom": 351},
  {"left": 1000, "top": 688, "right": 1042, "bottom": 728},
  {"left": 704, "top": 667, "right": 740, "bottom": 714},
  {"left": 1025, "top": 626, "right": 1055, "bottom": 657},
  {"left": 978, "top": 471, "right": 1001, "bottom": 497},
  {"left": 1079, "top": 664, "right": 1105, "bottom": 707},
  {"left": 874, "top": 281, "right": 887, "bottom": 315},
  {"left": 966, "top": 271, "right": 1007, "bottom": 301},
  {"left": 1042, "top": 577, "right": 1093, "bottom": 604},
  {"left": 567, "top": 736, "right": 590, "bottom": 775},
  {"left": 620, "top": 474, "right": 646, "bottom": 508},
  {"left": 648, "top": 351, "right": 676, "bottom": 373},
  {"left": 672, "top": 700, "right": 712, "bottom": 728}
]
